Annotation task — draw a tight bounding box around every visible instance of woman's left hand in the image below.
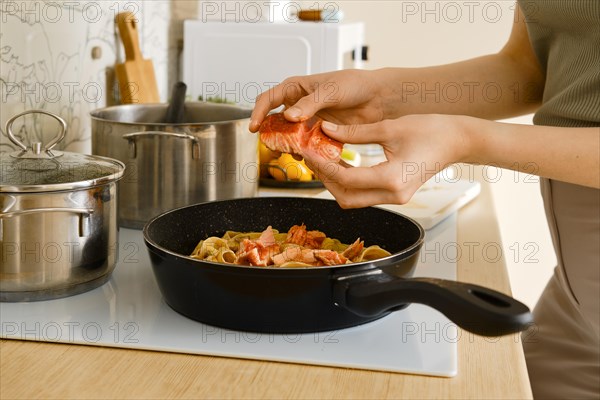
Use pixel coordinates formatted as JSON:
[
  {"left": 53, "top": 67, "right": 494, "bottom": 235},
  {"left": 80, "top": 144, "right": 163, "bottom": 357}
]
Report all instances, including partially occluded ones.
[{"left": 308, "top": 114, "right": 472, "bottom": 208}]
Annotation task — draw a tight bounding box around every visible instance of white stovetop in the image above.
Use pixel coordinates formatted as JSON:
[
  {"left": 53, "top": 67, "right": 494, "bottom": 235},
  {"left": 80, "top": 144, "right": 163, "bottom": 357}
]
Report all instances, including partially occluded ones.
[{"left": 0, "top": 212, "right": 459, "bottom": 377}]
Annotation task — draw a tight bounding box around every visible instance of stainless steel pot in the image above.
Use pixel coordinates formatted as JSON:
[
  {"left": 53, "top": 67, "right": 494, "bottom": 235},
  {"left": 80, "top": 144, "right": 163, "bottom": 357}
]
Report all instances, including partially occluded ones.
[
  {"left": 90, "top": 102, "right": 257, "bottom": 229},
  {"left": 0, "top": 110, "right": 125, "bottom": 302}
]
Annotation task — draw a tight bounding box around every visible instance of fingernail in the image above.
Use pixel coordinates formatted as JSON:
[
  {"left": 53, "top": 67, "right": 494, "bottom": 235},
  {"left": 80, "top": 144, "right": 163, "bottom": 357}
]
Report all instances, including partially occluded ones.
[
  {"left": 286, "top": 107, "right": 302, "bottom": 119},
  {"left": 322, "top": 121, "right": 338, "bottom": 132}
]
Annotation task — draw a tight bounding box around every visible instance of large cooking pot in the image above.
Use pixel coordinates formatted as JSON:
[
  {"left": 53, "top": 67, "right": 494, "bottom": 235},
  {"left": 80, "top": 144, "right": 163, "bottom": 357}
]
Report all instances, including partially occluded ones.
[
  {"left": 90, "top": 102, "right": 257, "bottom": 229},
  {"left": 143, "top": 197, "right": 533, "bottom": 336},
  {"left": 1, "top": 110, "right": 125, "bottom": 301}
]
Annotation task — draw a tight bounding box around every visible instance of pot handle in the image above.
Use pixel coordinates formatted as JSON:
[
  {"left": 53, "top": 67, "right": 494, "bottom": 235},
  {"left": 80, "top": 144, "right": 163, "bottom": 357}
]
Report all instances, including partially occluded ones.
[
  {"left": 333, "top": 272, "right": 533, "bottom": 337},
  {"left": 122, "top": 131, "right": 200, "bottom": 159},
  {"left": 0, "top": 207, "right": 94, "bottom": 238}
]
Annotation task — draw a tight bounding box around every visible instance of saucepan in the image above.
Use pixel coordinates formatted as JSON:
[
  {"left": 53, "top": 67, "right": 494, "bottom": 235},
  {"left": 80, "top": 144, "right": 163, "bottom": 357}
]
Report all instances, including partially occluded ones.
[
  {"left": 90, "top": 101, "right": 257, "bottom": 229},
  {"left": 1, "top": 110, "right": 124, "bottom": 301},
  {"left": 143, "top": 197, "right": 533, "bottom": 336}
]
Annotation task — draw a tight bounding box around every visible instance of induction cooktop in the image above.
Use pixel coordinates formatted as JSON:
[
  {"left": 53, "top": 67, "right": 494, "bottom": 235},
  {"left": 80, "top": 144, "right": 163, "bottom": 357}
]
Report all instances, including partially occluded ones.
[{"left": 1, "top": 215, "right": 458, "bottom": 377}]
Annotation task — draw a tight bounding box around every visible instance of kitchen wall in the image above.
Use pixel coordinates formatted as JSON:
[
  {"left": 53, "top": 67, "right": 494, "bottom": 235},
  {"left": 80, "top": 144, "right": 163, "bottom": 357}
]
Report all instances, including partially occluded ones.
[
  {"left": 336, "top": 0, "right": 556, "bottom": 308},
  {"left": 0, "top": 0, "right": 178, "bottom": 153}
]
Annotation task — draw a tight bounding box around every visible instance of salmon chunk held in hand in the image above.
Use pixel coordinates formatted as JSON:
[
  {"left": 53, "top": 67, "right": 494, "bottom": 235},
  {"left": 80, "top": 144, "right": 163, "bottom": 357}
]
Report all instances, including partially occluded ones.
[{"left": 259, "top": 113, "right": 343, "bottom": 162}]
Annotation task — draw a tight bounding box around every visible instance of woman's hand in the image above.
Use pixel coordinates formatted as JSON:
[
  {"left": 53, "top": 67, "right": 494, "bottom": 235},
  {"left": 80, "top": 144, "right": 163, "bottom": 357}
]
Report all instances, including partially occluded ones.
[
  {"left": 307, "top": 114, "right": 472, "bottom": 208},
  {"left": 309, "top": 113, "right": 599, "bottom": 208},
  {"left": 249, "top": 69, "right": 386, "bottom": 132}
]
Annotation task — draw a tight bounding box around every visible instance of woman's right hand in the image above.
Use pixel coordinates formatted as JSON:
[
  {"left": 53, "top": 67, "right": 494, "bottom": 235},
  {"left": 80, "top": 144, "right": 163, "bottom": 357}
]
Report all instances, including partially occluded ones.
[{"left": 249, "top": 69, "right": 386, "bottom": 132}]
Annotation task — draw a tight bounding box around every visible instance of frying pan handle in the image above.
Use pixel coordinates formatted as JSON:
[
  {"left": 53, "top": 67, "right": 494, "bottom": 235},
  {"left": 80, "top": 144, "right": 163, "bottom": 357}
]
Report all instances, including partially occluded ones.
[{"left": 333, "top": 274, "right": 533, "bottom": 337}]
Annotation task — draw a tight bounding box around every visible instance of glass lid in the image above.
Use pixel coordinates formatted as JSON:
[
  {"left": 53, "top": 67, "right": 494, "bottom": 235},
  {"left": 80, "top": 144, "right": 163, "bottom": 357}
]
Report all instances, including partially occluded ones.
[{"left": 0, "top": 110, "right": 125, "bottom": 193}]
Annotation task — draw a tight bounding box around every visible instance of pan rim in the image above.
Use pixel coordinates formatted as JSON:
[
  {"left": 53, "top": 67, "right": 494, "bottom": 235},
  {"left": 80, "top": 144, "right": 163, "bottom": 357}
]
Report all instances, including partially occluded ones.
[{"left": 142, "top": 197, "right": 425, "bottom": 271}]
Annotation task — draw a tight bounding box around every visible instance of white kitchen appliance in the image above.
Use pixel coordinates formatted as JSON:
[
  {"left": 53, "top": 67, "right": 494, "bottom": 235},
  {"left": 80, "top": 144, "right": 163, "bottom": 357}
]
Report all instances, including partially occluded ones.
[{"left": 183, "top": 20, "right": 365, "bottom": 106}]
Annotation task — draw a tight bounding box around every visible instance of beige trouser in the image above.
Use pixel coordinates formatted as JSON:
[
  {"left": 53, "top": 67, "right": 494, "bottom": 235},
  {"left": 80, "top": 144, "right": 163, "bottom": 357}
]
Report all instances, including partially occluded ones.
[{"left": 523, "top": 267, "right": 600, "bottom": 399}]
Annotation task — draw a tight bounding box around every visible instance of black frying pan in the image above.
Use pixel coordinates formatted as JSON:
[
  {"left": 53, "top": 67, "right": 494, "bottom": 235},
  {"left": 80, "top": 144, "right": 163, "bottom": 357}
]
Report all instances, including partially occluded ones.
[{"left": 143, "top": 197, "right": 533, "bottom": 336}]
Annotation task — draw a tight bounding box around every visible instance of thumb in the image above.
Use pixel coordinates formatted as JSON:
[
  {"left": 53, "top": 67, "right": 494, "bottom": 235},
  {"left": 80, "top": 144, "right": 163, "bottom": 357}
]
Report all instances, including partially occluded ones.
[
  {"left": 321, "top": 120, "right": 386, "bottom": 145},
  {"left": 283, "top": 95, "right": 327, "bottom": 122}
]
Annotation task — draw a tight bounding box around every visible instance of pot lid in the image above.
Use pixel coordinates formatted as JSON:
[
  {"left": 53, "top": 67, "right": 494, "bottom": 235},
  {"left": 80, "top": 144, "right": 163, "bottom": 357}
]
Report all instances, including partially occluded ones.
[{"left": 1, "top": 110, "right": 125, "bottom": 193}]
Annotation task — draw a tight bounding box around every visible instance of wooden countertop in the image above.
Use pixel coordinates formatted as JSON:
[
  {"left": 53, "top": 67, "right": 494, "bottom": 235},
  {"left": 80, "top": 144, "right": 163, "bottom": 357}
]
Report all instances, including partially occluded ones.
[{"left": 0, "top": 178, "right": 532, "bottom": 399}]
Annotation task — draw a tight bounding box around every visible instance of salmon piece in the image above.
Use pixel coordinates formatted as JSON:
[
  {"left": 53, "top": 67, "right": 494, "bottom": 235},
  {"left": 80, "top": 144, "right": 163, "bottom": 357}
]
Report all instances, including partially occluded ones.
[
  {"left": 272, "top": 247, "right": 347, "bottom": 266},
  {"left": 257, "top": 225, "right": 277, "bottom": 247},
  {"left": 305, "top": 230, "right": 326, "bottom": 249},
  {"left": 237, "top": 238, "right": 280, "bottom": 266},
  {"left": 342, "top": 238, "right": 364, "bottom": 261},
  {"left": 272, "top": 248, "right": 296, "bottom": 266},
  {"left": 259, "top": 113, "right": 343, "bottom": 162},
  {"left": 314, "top": 250, "right": 347, "bottom": 266},
  {"left": 272, "top": 246, "right": 318, "bottom": 266},
  {"left": 236, "top": 225, "right": 353, "bottom": 267},
  {"left": 285, "top": 225, "right": 325, "bottom": 249},
  {"left": 286, "top": 224, "right": 307, "bottom": 246},
  {"left": 237, "top": 247, "right": 265, "bottom": 266}
]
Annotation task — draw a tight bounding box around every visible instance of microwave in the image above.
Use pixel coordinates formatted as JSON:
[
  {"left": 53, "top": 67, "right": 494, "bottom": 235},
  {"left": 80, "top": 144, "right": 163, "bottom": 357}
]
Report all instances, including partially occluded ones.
[{"left": 182, "top": 20, "right": 366, "bottom": 106}]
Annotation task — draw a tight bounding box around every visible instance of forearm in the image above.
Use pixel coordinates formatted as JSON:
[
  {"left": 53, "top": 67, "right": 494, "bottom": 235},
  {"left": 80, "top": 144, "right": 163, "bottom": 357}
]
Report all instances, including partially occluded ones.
[
  {"left": 373, "top": 52, "right": 544, "bottom": 121},
  {"left": 463, "top": 117, "right": 600, "bottom": 188},
  {"left": 372, "top": 3, "right": 545, "bottom": 122}
]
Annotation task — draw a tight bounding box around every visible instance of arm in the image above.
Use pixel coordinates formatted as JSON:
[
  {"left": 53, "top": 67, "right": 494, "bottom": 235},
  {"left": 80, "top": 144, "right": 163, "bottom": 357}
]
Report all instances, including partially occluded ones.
[
  {"left": 374, "top": 6, "right": 545, "bottom": 120},
  {"left": 250, "top": 6, "right": 545, "bottom": 130},
  {"left": 467, "top": 120, "right": 599, "bottom": 188},
  {"left": 312, "top": 116, "right": 599, "bottom": 209}
]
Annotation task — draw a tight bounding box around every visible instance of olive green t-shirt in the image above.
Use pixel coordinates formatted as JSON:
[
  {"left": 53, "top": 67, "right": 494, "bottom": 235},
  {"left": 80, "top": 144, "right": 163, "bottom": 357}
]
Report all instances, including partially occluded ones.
[{"left": 519, "top": 0, "right": 600, "bottom": 127}]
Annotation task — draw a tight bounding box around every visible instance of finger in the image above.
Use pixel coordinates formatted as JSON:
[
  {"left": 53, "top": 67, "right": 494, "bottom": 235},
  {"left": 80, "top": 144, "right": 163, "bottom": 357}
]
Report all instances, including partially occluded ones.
[
  {"left": 310, "top": 160, "right": 396, "bottom": 192},
  {"left": 312, "top": 160, "right": 419, "bottom": 206},
  {"left": 321, "top": 120, "right": 393, "bottom": 145},
  {"left": 251, "top": 77, "right": 314, "bottom": 131},
  {"left": 283, "top": 94, "right": 328, "bottom": 123},
  {"left": 250, "top": 87, "right": 282, "bottom": 132},
  {"left": 304, "top": 157, "right": 349, "bottom": 184},
  {"left": 323, "top": 181, "right": 414, "bottom": 209}
]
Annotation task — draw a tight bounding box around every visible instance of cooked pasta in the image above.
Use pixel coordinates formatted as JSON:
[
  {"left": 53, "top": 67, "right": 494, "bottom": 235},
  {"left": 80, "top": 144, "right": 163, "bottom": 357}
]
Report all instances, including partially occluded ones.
[{"left": 190, "top": 224, "right": 391, "bottom": 267}]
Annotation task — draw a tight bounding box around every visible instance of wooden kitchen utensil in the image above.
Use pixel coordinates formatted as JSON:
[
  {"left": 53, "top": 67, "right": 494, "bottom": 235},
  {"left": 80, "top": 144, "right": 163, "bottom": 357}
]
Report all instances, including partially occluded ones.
[{"left": 115, "top": 11, "right": 160, "bottom": 104}]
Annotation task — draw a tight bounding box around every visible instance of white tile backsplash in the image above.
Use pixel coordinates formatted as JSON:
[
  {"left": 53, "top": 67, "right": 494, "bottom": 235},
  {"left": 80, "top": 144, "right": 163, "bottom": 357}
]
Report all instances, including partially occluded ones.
[{"left": 1, "top": 0, "right": 180, "bottom": 153}]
